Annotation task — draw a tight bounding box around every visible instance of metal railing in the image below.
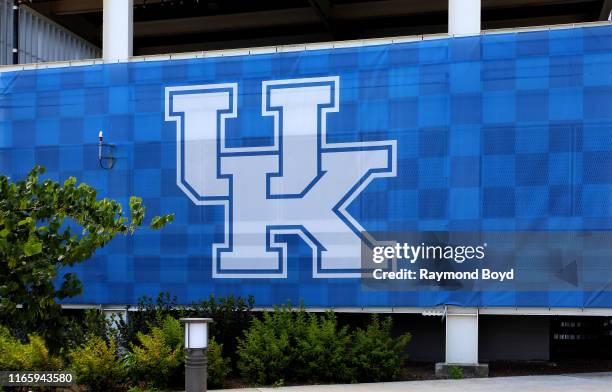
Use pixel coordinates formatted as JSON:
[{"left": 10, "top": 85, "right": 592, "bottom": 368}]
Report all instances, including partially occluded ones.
[
  {"left": 0, "top": 2, "right": 100, "bottom": 66},
  {"left": 0, "top": 0, "right": 14, "bottom": 65}
]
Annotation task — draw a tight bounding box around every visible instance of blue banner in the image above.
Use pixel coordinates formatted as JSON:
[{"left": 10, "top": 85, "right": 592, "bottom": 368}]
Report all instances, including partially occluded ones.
[{"left": 1, "top": 25, "right": 612, "bottom": 308}]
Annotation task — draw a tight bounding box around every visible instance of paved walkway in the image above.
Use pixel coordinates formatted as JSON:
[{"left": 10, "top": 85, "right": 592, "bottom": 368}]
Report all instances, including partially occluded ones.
[{"left": 216, "top": 372, "right": 612, "bottom": 392}]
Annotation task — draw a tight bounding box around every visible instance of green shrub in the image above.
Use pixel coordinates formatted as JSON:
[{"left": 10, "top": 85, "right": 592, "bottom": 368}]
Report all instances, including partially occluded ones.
[
  {"left": 125, "top": 316, "right": 183, "bottom": 389},
  {"left": 207, "top": 338, "right": 231, "bottom": 389},
  {"left": 21, "top": 335, "right": 64, "bottom": 370},
  {"left": 349, "top": 315, "right": 411, "bottom": 382},
  {"left": 0, "top": 326, "right": 24, "bottom": 370},
  {"left": 187, "top": 294, "right": 254, "bottom": 366},
  {"left": 2, "top": 307, "right": 115, "bottom": 359},
  {"left": 115, "top": 291, "right": 254, "bottom": 367},
  {"left": 449, "top": 366, "right": 464, "bottom": 379},
  {"left": 237, "top": 309, "right": 414, "bottom": 385},
  {"left": 293, "top": 312, "right": 352, "bottom": 383},
  {"left": 0, "top": 326, "right": 62, "bottom": 371},
  {"left": 115, "top": 293, "right": 180, "bottom": 348},
  {"left": 127, "top": 387, "right": 164, "bottom": 392},
  {"left": 124, "top": 314, "right": 231, "bottom": 390},
  {"left": 69, "top": 335, "right": 125, "bottom": 391},
  {"left": 237, "top": 306, "right": 304, "bottom": 385},
  {"left": 159, "top": 313, "right": 182, "bottom": 348},
  {"left": 45, "top": 308, "right": 116, "bottom": 360},
  {"left": 237, "top": 308, "right": 356, "bottom": 385}
]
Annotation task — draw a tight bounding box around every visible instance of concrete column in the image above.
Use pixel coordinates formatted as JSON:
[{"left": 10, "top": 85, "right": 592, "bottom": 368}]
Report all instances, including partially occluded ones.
[
  {"left": 436, "top": 308, "right": 488, "bottom": 377},
  {"left": 446, "top": 312, "right": 478, "bottom": 364},
  {"left": 103, "top": 307, "right": 127, "bottom": 328},
  {"left": 448, "top": 0, "right": 481, "bottom": 37},
  {"left": 102, "top": 0, "right": 133, "bottom": 61},
  {"left": 103, "top": 308, "right": 128, "bottom": 355}
]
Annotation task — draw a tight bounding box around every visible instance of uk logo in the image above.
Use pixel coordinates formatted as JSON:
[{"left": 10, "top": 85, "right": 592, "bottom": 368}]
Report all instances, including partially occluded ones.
[{"left": 165, "top": 77, "right": 396, "bottom": 278}]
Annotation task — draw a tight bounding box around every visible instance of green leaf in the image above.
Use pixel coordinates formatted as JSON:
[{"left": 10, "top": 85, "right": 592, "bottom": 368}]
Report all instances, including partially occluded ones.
[
  {"left": 150, "top": 214, "right": 175, "bottom": 230},
  {"left": 23, "top": 236, "right": 43, "bottom": 256},
  {"left": 0, "top": 228, "right": 9, "bottom": 237},
  {"left": 18, "top": 217, "right": 33, "bottom": 226},
  {"left": 63, "top": 177, "right": 77, "bottom": 188}
]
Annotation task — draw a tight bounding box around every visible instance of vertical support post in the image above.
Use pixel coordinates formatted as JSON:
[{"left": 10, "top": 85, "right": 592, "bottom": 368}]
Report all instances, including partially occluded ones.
[
  {"left": 436, "top": 308, "right": 488, "bottom": 377},
  {"left": 103, "top": 307, "right": 128, "bottom": 355},
  {"left": 446, "top": 312, "right": 478, "bottom": 364},
  {"left": 12, "top": 0, "right": 18, "bottom": 64},
  {"left": 103, "top": 307, "right": 127, "bottom": 329},
  {"left": 185, "top": 348, "right": 208, "bottom": 392},
  {"left": 102, "top": 0, "right": 133, "bottom": 62},
  {"left": 448, "top": 0, "right": 481, "bottom": 37}
]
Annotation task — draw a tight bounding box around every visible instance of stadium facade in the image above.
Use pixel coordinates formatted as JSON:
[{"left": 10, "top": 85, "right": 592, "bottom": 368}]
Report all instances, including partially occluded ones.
[{"left": 2, "top": 0, "right": 612, "bottom": 373}]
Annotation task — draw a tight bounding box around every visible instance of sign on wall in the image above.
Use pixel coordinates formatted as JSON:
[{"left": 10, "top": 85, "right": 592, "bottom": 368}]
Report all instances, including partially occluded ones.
[{"left": 1, "top": 25, "right": 612, "bottom": 308}]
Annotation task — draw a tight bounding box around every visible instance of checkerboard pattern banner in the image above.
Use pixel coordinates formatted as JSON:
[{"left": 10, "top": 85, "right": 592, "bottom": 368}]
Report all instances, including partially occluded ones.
[{"left": 1, "top": 25, "right": 612, "bottom": 308}]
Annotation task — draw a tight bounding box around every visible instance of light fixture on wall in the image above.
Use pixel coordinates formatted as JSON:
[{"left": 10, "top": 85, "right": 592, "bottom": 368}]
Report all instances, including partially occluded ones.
[{"left": 98, "top": 130, "right": 116, "bottom": 170}]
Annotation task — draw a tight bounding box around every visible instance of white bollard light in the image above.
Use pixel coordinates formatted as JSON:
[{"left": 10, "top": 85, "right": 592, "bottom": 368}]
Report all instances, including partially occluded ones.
[{"left": 181, "top": 318, "right": 213, "bottom": 392}]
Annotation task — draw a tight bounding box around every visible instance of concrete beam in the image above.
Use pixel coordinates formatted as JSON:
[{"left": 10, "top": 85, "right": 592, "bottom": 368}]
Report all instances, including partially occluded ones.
[
  {"left": 309, "top": 0, "right": 335, "bottom": 36},
  {"left": 135, "top": 8, "right": 320, "bottom": 38},
  {"left": 33, "top": 0, "right": 597, "bottom": 16},
  {"left": 38, "top": 0, "right": 160, "bottom": 15},
  {"left": 46, "top": 0, "right": 102, "bottom": 15},
  {"left": 133, "top": 1, "right": 448, "bottom": 39}
]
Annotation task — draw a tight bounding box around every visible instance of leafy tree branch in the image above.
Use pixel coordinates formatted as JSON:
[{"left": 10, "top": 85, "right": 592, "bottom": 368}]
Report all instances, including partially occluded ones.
[{"left": 0, "top": 166, "right": 174, "bottom": 351}]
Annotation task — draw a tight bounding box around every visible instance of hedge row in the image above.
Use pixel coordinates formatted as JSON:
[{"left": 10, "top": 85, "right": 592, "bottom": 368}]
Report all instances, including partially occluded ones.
[
  {"left": 0, "top": 317, "right": 229, "bottom": 391},
  {"left": 0, "top": 295, "right": 412, "bottom": 390},
  {"left": 238, "top": 307, "right": 411, "bottom": 385}
]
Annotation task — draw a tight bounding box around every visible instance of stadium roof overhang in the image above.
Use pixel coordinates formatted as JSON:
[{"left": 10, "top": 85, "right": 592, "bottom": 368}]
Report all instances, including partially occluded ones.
[{"left": 22, "top": 0, "right": 612, "bottom": 55}]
